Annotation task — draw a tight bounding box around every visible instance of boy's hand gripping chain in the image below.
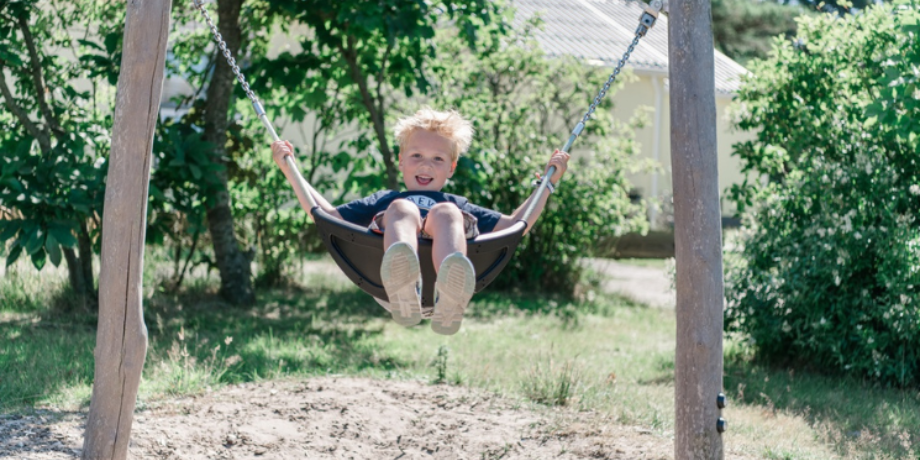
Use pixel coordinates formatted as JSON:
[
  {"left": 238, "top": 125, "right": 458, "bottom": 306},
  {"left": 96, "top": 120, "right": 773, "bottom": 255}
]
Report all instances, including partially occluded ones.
[
  {"left": 522, "top": 0, "right": 662, "bottom": 223},
  {"left": 192, "top": 0, "right": 319, "bottom": 209}
]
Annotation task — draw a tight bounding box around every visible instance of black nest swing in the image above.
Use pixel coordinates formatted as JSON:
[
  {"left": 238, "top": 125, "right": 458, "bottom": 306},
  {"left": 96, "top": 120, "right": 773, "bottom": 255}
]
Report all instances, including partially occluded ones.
[
  {"left": 313, "top": 208, "right": 527, "bottom": 307},
  {"left": 192, "top": 0, "right": 662, "bottom": 306}
]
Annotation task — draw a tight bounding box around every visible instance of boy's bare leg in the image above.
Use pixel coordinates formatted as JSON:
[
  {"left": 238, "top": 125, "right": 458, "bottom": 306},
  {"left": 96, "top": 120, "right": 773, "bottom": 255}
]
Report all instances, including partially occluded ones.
[
  {"left": 425, "top": 203, "right": 474, "bottom": 335},
  {"left": 380, "top": 199, "right": 424, "bottom": 327},
  {"left": 383, "top": 200, "right": 422, "bottom": 252},
  {"left": 422, "top": 203, "right": 467, "bottom": 271}
]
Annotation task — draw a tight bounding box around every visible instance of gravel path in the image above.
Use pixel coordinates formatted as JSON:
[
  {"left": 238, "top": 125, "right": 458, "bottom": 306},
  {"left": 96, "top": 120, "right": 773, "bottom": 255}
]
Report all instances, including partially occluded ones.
[{"left": 582, "top": 258, "right": 674, "bottom": 308}]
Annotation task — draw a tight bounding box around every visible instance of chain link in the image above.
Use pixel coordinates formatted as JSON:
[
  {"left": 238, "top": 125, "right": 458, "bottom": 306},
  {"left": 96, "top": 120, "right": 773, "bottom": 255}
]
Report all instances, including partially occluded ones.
[
  {"left": 581, "top": 33, "right": 643, "bottom": 126},
  {"left": 192, "top": 0, "right": 258, "bottom": 105}
]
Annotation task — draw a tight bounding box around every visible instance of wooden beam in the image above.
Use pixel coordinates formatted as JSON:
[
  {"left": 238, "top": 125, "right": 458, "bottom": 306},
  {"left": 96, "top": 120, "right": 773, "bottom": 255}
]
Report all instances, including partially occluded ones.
[
  {"left": 668, "top": 0, "right": 725, "bottom": 457},
  {"left": 82, "top": 0, "right": 172, "bottom": 458}
]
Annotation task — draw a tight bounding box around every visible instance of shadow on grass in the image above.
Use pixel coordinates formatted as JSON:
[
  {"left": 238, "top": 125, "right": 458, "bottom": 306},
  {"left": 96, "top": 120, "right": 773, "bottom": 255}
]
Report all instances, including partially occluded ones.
[
  {"left": 724, "top": 351, "right": 920, "bottom": 458},
  {"left": 467, "top": 289, "right": 645, "bottom": 321},
  {"left": 0, "top": 280, "right": 406, "bottom": 412},
  {"left": 0, "top": 274, "right": 641, "bottom": 414},
  {"left": 143, "top": 282, "right": 411, "bottom": 384},
  {"left": 0, "top": 310, "right": 97, "bottom": 412}
]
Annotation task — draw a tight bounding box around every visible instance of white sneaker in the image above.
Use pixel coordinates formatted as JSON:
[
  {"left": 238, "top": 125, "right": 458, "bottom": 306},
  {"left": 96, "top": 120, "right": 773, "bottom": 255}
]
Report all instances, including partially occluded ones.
[
  {"left": 380, "top": 242, "right": 422, "bottom": 327},
  {"left": 431, "top": 252, "right": 475, "bottom": 335}
]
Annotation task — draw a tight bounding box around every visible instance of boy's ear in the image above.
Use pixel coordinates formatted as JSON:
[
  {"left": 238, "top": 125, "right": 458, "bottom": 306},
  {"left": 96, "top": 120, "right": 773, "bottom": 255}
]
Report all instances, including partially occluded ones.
[{"left": 450, "top": 161, "right": 457, "bottom": 175}]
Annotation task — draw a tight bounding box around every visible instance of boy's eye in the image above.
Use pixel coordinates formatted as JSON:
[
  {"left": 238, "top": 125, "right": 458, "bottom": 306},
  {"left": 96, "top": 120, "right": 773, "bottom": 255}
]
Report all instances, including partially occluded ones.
[
  {"left": 434, "top": 157, "right": 444, "bottom": 162},
  {"left": 411, "top": 153, "right": 422, "bottom": 158}
]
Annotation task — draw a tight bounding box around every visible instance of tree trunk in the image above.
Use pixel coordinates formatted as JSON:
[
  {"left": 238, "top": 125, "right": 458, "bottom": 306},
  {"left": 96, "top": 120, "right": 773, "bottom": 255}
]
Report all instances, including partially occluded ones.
[
  {"left": 63, "top": 222, "right": 96, "bottom": 309},
  {"left": 78, "top": 221, "right": 95, "bottom": 294},
  {"left": 203, "top": 0, "right": 255, "bottom": 305},
  {"left": 63, "top": 247, "right": 87, "bottom": 297},
  {"left": 669, "top": 0, "right": 726, "bottom": 458},
  {"left": 81, "top": 0, "right": 170, "bottom": 457}
]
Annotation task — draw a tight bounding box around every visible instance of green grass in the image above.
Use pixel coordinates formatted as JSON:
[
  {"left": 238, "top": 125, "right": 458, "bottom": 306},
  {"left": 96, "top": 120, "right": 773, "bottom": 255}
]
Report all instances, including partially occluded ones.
[{"left": 1, "top": 255, "right": 918, "bottom": 459}]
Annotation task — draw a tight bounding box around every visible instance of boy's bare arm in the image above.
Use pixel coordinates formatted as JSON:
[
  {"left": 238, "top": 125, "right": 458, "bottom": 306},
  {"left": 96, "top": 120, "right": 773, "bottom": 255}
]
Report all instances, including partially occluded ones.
[
  {"left": 271, "top": 140, "right": 343, "bottom": 220},
  {"left": 492, "top": 150, "right": 570, "bottom": 235}
]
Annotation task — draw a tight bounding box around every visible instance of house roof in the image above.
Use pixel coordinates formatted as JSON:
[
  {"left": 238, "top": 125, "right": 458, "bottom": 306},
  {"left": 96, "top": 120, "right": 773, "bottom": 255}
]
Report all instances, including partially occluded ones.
[{"left": 512, "top": 0, "right": 749, "bottom": 95}]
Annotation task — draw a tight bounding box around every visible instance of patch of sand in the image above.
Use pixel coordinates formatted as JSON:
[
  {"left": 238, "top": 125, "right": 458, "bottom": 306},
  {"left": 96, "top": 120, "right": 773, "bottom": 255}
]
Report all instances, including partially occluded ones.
[{"left": 2, "top": 377, "right": 681, "bottom": 459}]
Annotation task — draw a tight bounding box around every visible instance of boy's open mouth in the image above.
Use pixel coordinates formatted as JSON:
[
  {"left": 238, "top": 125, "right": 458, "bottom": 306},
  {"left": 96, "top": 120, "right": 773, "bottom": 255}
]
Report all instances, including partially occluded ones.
[{"left": 416, "top": 176, "right": 433, "bottom": 186}]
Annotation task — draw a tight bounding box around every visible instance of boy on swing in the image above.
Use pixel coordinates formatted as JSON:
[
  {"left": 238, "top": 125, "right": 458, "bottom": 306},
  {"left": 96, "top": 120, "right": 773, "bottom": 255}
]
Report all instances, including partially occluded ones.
[{"left": 272, "top": 107, "right": 569, "bottom": 335}]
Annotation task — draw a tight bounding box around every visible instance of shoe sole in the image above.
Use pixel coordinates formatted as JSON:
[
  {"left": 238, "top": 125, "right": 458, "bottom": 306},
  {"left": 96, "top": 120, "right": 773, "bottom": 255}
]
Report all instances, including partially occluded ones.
[
  {"left": 431, "top": 254, "right": 475, "bottom": 335},
  {"left": 380, "top": 243, "right": 422, "bottom": 327}
]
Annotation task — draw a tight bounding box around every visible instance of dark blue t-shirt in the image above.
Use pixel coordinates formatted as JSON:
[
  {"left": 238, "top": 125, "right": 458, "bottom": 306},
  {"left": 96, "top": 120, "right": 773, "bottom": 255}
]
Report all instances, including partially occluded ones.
[{"left": 336, "top": 190, "right": 502, "bottom": 234}]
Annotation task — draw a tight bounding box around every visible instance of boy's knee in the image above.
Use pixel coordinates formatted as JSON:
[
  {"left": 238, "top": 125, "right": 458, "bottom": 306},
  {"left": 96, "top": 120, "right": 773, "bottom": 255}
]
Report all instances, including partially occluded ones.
[
  {"left": 384, "top": 200, "right": 422, "bottom": 228},
  {"left": 428, "top": 203, "right": 463, "bottom": 223},
  {"left": 386, "top": 199, "right": 421, "bottom": 217}
]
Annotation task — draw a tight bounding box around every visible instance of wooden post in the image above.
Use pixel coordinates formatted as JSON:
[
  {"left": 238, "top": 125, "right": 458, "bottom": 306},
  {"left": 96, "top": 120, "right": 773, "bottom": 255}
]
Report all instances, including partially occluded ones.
[
  {"left": 668, "top": 0, "right": 725, "bottom": 457},
  {"left": 82, "top": 0, "right": 171, "bottom": 458}
]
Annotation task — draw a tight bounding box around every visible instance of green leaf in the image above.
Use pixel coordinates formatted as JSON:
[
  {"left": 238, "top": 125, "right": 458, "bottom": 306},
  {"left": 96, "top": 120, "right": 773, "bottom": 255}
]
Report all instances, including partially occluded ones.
[
  {"left": 77, "top": 39, "right": 104, "bottom": 51},
  {"left": 6, "top": 242, "right": 22, "bottom": 267},
  {"left": 0, "top": 220, "right": 21, "bottom": 242},
  {"left": 30, "top": 249, "right": 46, "bottom": 271},
  {"left": 2, "top": 178, "right": 24, "bottom": 193},
  {"left": 48, "top": 222, "right": 78, "bottom": 247},
  {"left": 0, "top": 46, "right": 24, "bottom": 67},
  {"left": 865, "top": 103, "right": 883, "bottom": 118},
  {"left": 189, "top": 163, "right": 202, "bottom": 180},
  {"left": 45, "top": 233, "right": 62, "bottom": 267},
  {"left": 104, "top": 30, "right": 121, "bottom": 55},
  {"left": 23, "top": 226, "right": 44, "bottom": 255}
]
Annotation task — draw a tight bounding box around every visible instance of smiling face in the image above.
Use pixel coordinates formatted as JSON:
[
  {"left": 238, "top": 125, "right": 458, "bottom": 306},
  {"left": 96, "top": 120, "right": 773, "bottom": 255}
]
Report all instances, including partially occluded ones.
[{"left": 398, "top": 129, "right": 456, "bottom": 191}]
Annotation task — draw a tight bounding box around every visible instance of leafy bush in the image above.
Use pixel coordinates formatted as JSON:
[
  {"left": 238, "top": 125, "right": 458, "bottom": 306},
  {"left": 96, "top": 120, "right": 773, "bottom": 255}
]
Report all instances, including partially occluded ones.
[
  {"left": 725, "top": 3, "right": 920, "bottom": 385},
  {"left": 0, "top": 1, "right": 123, "bottom": 299},
  {"left": 711, "top": 0, "right": 804, "bottom": 65}
]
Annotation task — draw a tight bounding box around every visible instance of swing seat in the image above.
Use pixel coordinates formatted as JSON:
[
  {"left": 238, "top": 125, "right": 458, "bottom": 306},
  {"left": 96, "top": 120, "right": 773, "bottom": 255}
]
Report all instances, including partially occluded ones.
[{"left": 312, "top": 207, "right": 527, "bottom": 307}]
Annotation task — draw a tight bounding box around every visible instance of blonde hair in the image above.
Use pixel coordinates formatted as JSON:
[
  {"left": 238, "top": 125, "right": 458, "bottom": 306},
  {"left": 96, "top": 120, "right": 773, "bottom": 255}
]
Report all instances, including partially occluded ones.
[{"left": 394, "top": 107, "right": 473, "bottom": 162}]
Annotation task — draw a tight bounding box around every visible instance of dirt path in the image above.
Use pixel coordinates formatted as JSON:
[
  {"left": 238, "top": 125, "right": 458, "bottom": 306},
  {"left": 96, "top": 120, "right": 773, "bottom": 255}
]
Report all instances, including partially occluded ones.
[
  {"left": 582, "top": 259, "right": 674, "bottom": 308},
  {"left": 3, "top": 377, "right": 679, "bottom": 460}
]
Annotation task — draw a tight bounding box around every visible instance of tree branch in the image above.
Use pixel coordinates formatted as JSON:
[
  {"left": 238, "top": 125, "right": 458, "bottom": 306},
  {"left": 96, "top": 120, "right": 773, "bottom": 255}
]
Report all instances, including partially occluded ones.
[
  {"left": 17, "top": 12, "right": 66, "bottom": 140},
  {"left": 0, "top": 63, "right": 52, "bottom": 153},
  {"left": 376, "top": 41, "right": 392, "bottom": 117},
  {"left": 337, "top": 37, "right": 398, "bottom": 189}
]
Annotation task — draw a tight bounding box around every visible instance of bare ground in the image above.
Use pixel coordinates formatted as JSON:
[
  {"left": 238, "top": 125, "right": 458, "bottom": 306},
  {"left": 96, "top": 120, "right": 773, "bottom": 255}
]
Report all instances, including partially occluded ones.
[
  {"left": 1, "top": 377, "right": 685, "bottom": 460},
  {"left": 0, "top": 260, "right": 710, "bottom": 459}
]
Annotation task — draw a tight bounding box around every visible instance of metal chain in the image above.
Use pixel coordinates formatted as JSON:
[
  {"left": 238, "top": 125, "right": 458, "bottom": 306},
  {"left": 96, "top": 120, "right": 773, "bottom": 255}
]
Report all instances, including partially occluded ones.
[
  {"left": 192, "top": 0, "right": 258, "bottom": 105},
  {"left": 523, "top": 4, "right": 658, "bottom": 223},
  {"left": 582, "top": 33, "right": 643, "bottom": 126}
]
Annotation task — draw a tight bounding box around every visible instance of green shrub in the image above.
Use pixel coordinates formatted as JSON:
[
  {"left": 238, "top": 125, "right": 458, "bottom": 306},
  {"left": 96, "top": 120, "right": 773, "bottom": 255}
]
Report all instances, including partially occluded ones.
[{"left": 725, "top": 3, "right": 920, "bottom": 385}]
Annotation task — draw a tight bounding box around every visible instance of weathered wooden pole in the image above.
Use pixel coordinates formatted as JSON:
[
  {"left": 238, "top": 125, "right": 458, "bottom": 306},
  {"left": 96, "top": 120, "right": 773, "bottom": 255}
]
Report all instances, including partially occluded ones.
[
  {"left": 668, "top": 0, "right": 725, "bottom": 457},
  {"left": 82, "top": 0, "right": 172, "bottom": 458}
]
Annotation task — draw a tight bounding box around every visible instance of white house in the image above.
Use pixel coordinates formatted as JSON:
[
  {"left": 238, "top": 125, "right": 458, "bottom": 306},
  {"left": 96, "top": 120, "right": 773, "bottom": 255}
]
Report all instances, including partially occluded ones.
[{"left": 514, "top": 0, "right": 753, "bottom": 227}]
